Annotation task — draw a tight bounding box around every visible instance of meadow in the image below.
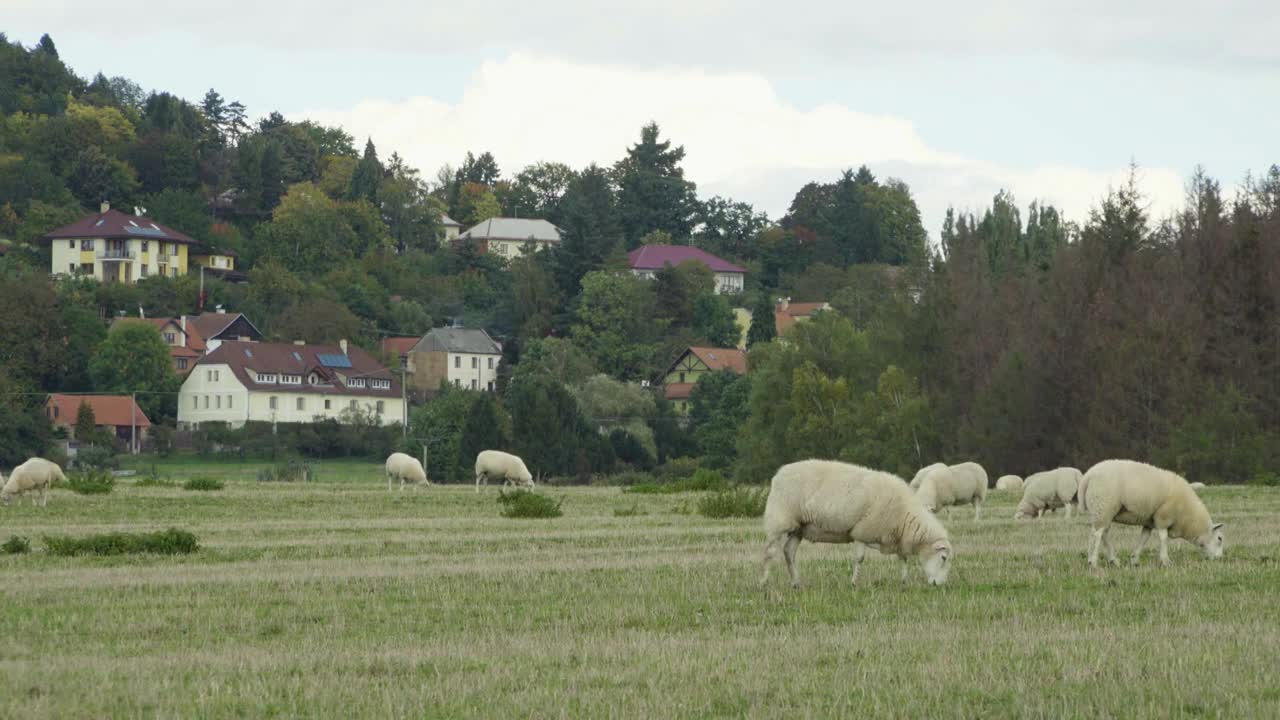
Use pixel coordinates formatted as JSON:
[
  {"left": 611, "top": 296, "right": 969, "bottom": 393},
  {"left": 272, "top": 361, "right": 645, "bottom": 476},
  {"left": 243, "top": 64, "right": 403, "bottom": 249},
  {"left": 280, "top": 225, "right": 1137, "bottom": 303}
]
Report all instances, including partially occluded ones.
[{"left": 2, "top": 466, "right": 1279, "bottom": 718}]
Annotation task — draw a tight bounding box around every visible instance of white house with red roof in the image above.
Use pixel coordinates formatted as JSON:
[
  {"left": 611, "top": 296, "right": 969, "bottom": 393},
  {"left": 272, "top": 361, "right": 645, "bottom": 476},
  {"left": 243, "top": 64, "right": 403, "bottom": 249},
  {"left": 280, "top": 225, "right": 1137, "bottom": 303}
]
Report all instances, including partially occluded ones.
[
  {"left": 626, "top": 244, "right": 746, "bottom": 294},
  {"left": 43, "top": 202, "right": 199, "bottom": 283},
  {"left": 176, "top": 340, "right": 405, "bottom": 428}
]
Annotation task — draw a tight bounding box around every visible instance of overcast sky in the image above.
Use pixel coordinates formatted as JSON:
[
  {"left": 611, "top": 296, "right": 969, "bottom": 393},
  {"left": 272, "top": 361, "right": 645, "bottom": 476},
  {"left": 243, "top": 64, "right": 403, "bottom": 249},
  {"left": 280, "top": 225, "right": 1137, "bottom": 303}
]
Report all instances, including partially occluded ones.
[{"left": 9, "top": 2, "right": 1278, "bottom": 232}]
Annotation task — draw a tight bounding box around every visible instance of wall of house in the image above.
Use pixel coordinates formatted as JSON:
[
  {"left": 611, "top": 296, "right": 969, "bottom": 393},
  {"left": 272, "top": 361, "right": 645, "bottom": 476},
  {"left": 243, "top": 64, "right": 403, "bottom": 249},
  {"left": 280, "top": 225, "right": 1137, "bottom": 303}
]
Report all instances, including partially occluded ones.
[
  {"left": 192, "top": 254, "right": 235, "bottom": 270},
  {"left": 177, "top": 363, "right": 250, "bottom": 426},
  {"left": 445, "top": 352, "right": 500, "bottom": 391},
  {"left": 51, "top": 237, "right": 189, "bottom": 283},
  {"left": 408, "top": 351, "right": 448, "bottom": 393},
  {"left": 178, "top": 363, "right": 404, "bottom": 427},
  {"left": 244, "top": 392, "right": 404, "bottom": 426},
  {"left": 487, "top": 239, "right": 554, "bottom": 259}
]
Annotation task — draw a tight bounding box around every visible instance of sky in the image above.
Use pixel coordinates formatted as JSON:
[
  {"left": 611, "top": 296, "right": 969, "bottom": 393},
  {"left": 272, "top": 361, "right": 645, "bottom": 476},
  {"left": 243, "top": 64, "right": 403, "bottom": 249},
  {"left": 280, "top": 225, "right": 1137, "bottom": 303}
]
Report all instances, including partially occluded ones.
[{"left": 8, "top": 1, "right": 1279, "bottom": 233}]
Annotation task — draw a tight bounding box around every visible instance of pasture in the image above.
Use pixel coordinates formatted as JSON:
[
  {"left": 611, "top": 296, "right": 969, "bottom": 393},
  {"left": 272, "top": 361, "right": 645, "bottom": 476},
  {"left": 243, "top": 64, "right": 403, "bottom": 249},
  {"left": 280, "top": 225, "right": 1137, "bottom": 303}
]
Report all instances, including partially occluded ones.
[{"left": 2, "top": 468, "right": 1279, "bottom": 718}]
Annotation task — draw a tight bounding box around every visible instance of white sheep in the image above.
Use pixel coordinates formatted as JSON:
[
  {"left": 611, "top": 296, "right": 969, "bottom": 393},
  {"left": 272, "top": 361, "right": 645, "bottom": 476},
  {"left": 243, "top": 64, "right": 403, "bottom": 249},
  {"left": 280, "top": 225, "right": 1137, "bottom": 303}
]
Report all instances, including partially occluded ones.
[
  {"left": 385, "top": 452, "right": 429, "bottom": 491},
  {"left": 916, "top": 462, "right": 988, "bottom": 521},
  {"left": 474, "top": 450, "right": 534, "bottom": 493},
  {"left": 1013, "top": 467, "right": 1083, "bottom": 519},
  {"left": 908, "top": 462, "right": 947, "bottom": 489},
  {"left": 761, "top": 459, "right": 953, "bottom": 588},
  {"left": 995, "top": 474, "right": 1024, "bottom": 492},
  {"left": 1079, "top": 459, "right": 1224, "bottom": 568},
  {"left": 1, "top": 457, "right": 66, "bottom": 507}
]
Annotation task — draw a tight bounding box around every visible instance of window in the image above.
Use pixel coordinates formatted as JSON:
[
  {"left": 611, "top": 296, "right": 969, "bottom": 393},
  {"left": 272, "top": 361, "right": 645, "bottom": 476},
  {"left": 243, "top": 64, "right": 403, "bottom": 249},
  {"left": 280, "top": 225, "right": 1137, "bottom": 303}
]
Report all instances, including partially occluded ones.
[
  {"left": 471, "top": 379, "right": 477, "bottom": 390},
  {"left": 679, "top": 372, "right": 686, "bottom": 383},
  {"left": 324, "top": 399, "right": 331, "bottom": 410},
  {"left": 454, "top": 356, "right": 461, "bottom": 369},
  {"left": 376, "top": 401, "right": 384, "bottom": 414},
  {"left": 488, "top": 358, "right": 495, "bottom": 370},
  {"left": 191, "top": 396, "right": 198, "bottom": 409},
  {"left": 141, "top": 266, "right": 149, "bottom": 278},
  {"left": 171, "top": 244, "right": 179, "bottom": 256},
  {"left": 281, "top": 374, "right": 301, "bottom": 385},
  {"left": 227, "top": 395, "right": 232, "bottom": 409},
  {"left": 206, "top": 370, "right": 212, "bottom": 382},
  {"left": 142, "top": 241, "right": 148, "bottom": 253},
  {"left": 69, "top": 240, "right": 75, "bottom": 249},
  {"left": 164, "top": 332, "right": 175, "bottom": 344},
  {"left": 350, "top": 399, "right": 357, "bottom": 410},
  {"left": 214, "top": 370, "right": 220, "bottom": 382},
  {"left": 170, "top": 267, "right": 178, "bottom": 277},
  {"left": 83, "top": 239, "right": 94, "bottom": 250},
  {"left": 203, "top": 396, "right": 209, "bottom": 409},
  {"left": 455, "top": 379, "right": 461, "bottom": 387},
  {"left": 348, "top": 378, "right": 366, "bottom": 388},
  {"left": 471, "top": 357, "right": 478, "bottom": 369},
  {"left": 158, "top": 243, "right": 165, "bottom": 256},
  {"left": 487, "top": 381, "right": 494, "bottom": 391},
  {"left": 177, "top": 358, "right": 188, "bottom": 370},
  {"left": 257, "top": 373, "right": 276, "bottom": 383},
  {"left": 69, "top": 263, "right": 76, "bottom": 273},
  {"left": 269, "top": 396, "right": 278, "bottom": 410},
  {"left": 215, "top": 395, "right": 221, "bottom": 409},
  {"left": 296, "top": 397, "right": 305, "bottom": 411}
]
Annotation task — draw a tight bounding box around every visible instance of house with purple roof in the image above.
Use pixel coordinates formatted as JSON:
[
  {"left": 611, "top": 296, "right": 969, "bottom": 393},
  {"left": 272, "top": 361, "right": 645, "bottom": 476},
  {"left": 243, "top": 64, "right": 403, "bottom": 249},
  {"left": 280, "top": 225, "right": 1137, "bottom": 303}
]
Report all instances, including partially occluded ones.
[{"left": 626, "top": 244, "right": 746, "bottom": 294}]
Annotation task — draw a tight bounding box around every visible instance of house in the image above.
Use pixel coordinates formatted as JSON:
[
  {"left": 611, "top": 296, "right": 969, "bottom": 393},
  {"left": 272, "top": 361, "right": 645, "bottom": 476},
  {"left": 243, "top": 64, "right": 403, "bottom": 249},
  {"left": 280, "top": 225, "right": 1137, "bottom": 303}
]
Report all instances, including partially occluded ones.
[
  {"left": 458, "top": 218, "right": 562, "bottom": 259},
  {"left": 177, "top": 340, "right": 404, "bottom": 429},
  {"left": 660, "top": 346, "right": 748, "bottom": 415},
  {"left": 43, "top": 202, "right": 195, "bottom": 283},
  {"left": 406, "top": 327, "right": 502, "bottom": 395},
  {"left": 110, "top": 310, "right": 262, "bottom": 374},
  {"left": 380, "top": 336, "right": 420, "bottom": 374},
  {"left": 186, "top": 310, "right": 262, "bottom": 352},
  {"left": 441, "top": 213, "right": 462, "bottom": 242},
  {"left": 774, "top": 298, "right": 831, "bottom": 336},
  {"left": 190, "top": 243, "right": 248, "bottom": 283},
  {"left": 627, "top": 245, "right": 747, "bottom": 294},
  {"left": 46, "top": 393, "right": 151, "bottom": 452}
]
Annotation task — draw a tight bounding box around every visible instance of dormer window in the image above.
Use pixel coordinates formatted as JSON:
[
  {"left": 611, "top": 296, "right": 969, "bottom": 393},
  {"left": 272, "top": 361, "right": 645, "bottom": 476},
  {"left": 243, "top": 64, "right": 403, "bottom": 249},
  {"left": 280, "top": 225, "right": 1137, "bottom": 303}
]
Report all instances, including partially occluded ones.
[
  {"left": 281, "top": 374, "right": 301, "bottom": 385},
  {"left": 256, "top": 372, "right": 277, "bottom": 383},
  {"left": 348, "top": 378, "right": 366, "bottom": 389}
]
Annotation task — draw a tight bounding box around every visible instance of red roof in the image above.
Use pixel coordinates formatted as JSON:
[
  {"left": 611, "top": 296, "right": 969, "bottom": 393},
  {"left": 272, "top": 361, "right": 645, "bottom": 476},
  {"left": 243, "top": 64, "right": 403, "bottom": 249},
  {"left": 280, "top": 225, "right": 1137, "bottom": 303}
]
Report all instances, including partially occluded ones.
[
  {"left": 627, "top": 245, "right": 747, "bottom": 274},
  {"left": 46, "top": 394, "right": 152, "bottom": 428},
  {"left": 686, "top": 347, "right": 748, "bottom": 374},
  {"left": 197, "top": 341, "right": 401, "bottom": 398},
  {"left": 381, "top": 337, "right": 419, "bottom": 356},
  {"left": 775, "top": 301, "right": 830, "bottom": 335},
  {"left": 663, "top": 383, "right": 695, "bottom": 401},
  {"left": 43, "top": 209, "right": 198, "bottom": 245}
]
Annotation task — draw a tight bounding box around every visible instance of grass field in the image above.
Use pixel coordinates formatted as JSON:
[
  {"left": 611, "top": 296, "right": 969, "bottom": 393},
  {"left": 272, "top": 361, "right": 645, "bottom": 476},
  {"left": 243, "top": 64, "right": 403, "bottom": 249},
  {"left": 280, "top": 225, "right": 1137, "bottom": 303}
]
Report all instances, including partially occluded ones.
[{"left": 3, "top": 468, "right": 1279, "bottom": 718}]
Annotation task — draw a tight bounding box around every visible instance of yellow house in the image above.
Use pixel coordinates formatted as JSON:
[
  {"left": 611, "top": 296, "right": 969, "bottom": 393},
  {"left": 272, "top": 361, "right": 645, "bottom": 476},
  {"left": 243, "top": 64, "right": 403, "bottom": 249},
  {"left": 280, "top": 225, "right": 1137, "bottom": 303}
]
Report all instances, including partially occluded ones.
[
  {"left": 660, "top": 346, "right": 748, "bottom": 415},
  {"left": 190, "top": 247, "right": 236, "bottom": 272},
  {"left": 43, "top": 202, "right": 192, "bottom": 283}
]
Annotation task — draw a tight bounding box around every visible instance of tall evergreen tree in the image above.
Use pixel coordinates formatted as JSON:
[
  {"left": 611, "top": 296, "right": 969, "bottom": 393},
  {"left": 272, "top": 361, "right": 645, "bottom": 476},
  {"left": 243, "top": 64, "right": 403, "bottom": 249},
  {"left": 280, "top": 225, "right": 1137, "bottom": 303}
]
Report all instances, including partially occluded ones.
[
  {"left": 614, "top": 122, "right": 698, "bottom": 248},
  {"left": 554, "top": 164, "right": 622, "bottom": 296},
  {"left": 460, "top": 394, "right": 510, "bottom": 468},
  {"left": 746, "top": 292, "right": 777, "bottom": 348},
  {"left": 348, "top": 138, "right": 383, "bottom": 204}
]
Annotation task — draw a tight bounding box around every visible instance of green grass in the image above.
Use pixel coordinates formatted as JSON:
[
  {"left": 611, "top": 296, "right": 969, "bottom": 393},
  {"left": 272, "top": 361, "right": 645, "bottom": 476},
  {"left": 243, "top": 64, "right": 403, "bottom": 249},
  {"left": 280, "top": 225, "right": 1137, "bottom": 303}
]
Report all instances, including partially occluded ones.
[
  {"left": 182, "top": 476, "right": 225, "bottom": 492},
  {"left": 1, "top": 478, "right": 1277, "bottom": 718},
  {"left": 43, "top": 528, "right": 200, "bottom": 557}
]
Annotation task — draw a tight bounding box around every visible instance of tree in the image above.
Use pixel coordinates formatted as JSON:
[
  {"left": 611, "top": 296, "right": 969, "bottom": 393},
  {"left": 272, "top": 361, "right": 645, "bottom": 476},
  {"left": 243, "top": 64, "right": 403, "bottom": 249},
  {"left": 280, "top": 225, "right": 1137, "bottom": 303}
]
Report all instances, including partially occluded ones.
[
  {"left": 58, "top": 300, "right": 107, "bottom": 391},
  {"left": 570, "top": 271, "right": 664, "bottom": 381},
  {"left": 746, "top": 292, "right": 777, "bottom": 348},
  {"left": 407, "top": 386, "right": 476, "bottom": 482},
  {"left": 74, "top": 400, "right": 102, "bottom": 445},
  {"left": 272, "top": 299, "right": 363, "bottom": 345},
  {"left": 688, "top": 371, "right": 751, "bottom": 469},
  {"left": 254, "top": 183, "right": 360, "bottom": 275},
  {"left": 614, "top": 122, "right": 699, "bottom": 247},
  {"left": 692, "top": 292, "right": 740, "bottom": 347},
  {"left": 455, "top": 182, "right": 501, "bottom": 226},
  {"left": 695, "top": 196, "right": 770, "bottom": 259},
  {"left": 348, "top": 138, "right": 382, "bottom": 204},
  {"left": 554, "top": 164, "right": 622, "bottom": 296},
  {"left": 507, "top": 374, "right": 596, "bottom": 477},
  {"left": 460, "top": 394, "right": 511, "bottom": 475},
  {"left": 67, "top": 146, "right": 139, "bottom": 208},
  {"left": 507, "top": 161, "right": 576, "bottom": 220},
  {"left": 0, "top": 372, "right": 53, "bottom": 467},
  {"left": 509, "top": 337, "right": 596, "bottom": 388},
  {"left": 88, "top": 323, "right": 179, "bottom": 421},
  {"left": 36, "top": 34, "right": 59, "bottom": 58}
]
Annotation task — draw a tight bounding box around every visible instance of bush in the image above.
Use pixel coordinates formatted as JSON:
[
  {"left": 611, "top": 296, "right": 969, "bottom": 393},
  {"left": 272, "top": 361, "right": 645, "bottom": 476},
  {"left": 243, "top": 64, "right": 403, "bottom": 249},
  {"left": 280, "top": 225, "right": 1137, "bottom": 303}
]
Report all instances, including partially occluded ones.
[
  {"left": 624, "top": 468, "right": 728, "bottom": 495},
  {"left": 257, "top": 459, "right": 313, "bottom": 483},
  {"left": 134, "top": 467, "right": 175, "bottom": 488},
  {"left": 613, "top": 503, "right": 647, "bottom": 517},
  {"left": 182, "top": 476, "right": 224, "bottom": 492},
  {"left": 497, "top": 489, "right": 563, "bottom": 519},
  {"left": 65, "top": 469, "right": 115, "bottom": 495},
  {"left": 75, "top": 444, "right": 118, "bottom": 471},
  {"left": 605, "top": 471, "right": 654, "bottom": 487},
  {"left": 1251, "top": 471, "right": 1279, "bottom": 487},
  {"left": 43, "top": 528, "right": 199, "bottom": 556},
  {"left": 654, "top": 457, "right": 700, "bottom": 482},
  {"left": 2, "top": 536, "right": 31, "bottom": 554},
  {"left": 697, "top": 487, "right": 768, "bottom": 518}
]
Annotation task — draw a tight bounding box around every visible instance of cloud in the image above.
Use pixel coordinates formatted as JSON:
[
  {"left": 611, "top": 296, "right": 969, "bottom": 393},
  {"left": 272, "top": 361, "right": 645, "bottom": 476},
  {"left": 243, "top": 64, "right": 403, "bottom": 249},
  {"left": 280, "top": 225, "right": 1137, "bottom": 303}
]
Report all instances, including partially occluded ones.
[{"left": 297, "top": 54, "right": 1188, "bottom": 232}]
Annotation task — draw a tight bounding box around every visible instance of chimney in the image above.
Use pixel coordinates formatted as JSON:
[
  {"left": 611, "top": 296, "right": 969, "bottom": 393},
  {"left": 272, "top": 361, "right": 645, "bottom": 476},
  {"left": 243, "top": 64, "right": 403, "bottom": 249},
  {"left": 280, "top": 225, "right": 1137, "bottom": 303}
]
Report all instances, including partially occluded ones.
[
  {"left": 339, "top": 339, "right": 349, "bottom": 355},
  {"left": 100, "top": 201, "right": 110, "bottom": 214},
  {"left": 180, "top": 316, "right": 187, "bottom": 344},
  {"left": 294, "top": 340, "right": 305, "bottom": 346}
]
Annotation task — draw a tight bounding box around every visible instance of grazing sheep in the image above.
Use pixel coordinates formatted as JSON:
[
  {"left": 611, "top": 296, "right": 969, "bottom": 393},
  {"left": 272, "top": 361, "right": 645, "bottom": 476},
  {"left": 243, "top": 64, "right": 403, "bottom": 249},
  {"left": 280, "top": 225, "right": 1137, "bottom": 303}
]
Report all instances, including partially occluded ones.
[
  {"left": 1189, "top": 482, "right": 1206, "bottom": 490},
  {"left": 995, "top": 475, "right": 1024, "bottom": 492},
  {"left": 762, "top": 460, "right": 953, "bottom": 589},
  {"left": 1079, "top": 459, "right": 1224, "bottom": 568},
  {"left": 909, "top": 462, "right": 947, "bottom": 489},
  {"left": 1014, "top": 467, "right": 1083, "bottom": 519},
  {"left": 916, "top": 462, "right": 988, "bottom": 521},
  {"left": 385, "top": 452, "right": 429, "bottom": 491},
  {"left": 474, "top": 450, "right": 534, "bottom": 493},
  {"left": 1, "top": 457, "right": 65, "bottom": 507}
]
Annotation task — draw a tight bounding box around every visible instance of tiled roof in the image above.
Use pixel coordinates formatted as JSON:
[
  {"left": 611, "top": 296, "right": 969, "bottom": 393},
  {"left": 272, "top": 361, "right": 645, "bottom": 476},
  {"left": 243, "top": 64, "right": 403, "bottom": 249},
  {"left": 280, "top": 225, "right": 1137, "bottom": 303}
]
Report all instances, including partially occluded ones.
[
  {"left": 46, "top": 394, "right": 152, "bottom": 428},
  {"left": 460, "top": 218, "right": 562, "bottom": 243},
  {"left": 687, "top": 347, "right": 748, "bottom": 374},
  {"left": 775, "top": 301, "right": 830, "bottom": 335},
  {"left": 627, "top": 245, "right": 747, "bottom": 274},
  {"left": 411, "top": 328, "right": 502, "bottom": 355},
  {"left": 43, "top": 209, "right": 198, "bottom": 245},
  {"left": 663, "top": 383, "right": 695, "bottom": 401},
  {"left": 187, "top": 312, "right": 260, "bottom": 342},
  {"left": 381, "top": 337, "right": 419, "bottom": 356},
  {"left": 196, "top": 341, "right": 400, "bottom": 397}
]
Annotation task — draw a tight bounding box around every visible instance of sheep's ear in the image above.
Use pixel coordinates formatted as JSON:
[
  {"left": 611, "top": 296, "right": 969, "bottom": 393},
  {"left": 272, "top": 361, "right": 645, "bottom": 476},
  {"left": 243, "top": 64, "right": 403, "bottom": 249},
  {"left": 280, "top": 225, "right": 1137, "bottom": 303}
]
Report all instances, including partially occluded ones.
[
  {"left": 933, "top": 541, "right": 949, "bottom": 555},
  {"left": 1212, "top": 523, "right": 1224, "bottom": 532}
]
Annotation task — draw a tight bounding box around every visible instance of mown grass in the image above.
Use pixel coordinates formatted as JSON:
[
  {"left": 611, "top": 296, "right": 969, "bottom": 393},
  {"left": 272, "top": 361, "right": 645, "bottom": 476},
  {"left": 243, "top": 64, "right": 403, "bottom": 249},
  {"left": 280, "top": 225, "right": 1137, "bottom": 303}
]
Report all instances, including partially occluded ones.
[{"left": 1, "top": 477, "right": 1277, "bottom": 718}]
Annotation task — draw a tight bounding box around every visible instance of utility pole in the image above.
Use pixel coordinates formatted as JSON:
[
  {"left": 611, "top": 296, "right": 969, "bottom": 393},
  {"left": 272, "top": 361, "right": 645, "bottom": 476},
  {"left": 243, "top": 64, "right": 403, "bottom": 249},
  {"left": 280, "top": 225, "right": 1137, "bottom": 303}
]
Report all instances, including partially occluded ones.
[{"left": 131, "top": 391, "right": 137, "bottom": 455}]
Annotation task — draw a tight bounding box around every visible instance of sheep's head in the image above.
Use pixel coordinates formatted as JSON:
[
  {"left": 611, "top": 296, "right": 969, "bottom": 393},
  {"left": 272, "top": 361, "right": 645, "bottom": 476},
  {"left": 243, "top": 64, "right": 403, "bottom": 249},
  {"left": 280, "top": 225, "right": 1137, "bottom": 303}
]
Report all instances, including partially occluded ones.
[
  {"left": 919, "top": 540, "right": 952, "bottom": 586},
  {"left": 1196, "top": 522, "right": 1225, "bottom": 559},
  {"left": 0, "top": 491, "right": 12, "bottom": 506}
]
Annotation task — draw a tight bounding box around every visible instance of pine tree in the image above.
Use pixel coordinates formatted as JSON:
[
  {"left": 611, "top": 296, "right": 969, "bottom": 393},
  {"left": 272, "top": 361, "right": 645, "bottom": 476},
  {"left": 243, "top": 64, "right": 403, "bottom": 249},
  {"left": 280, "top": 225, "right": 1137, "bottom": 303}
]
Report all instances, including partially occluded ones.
[
  {"left": 348, "top": 138, "right": 382, "bottom": 204},
  {"left": 746, "top": 292, "right": 777, "bottom": 348},
  {"left": 74, "top": 401, "right": 98, "bottom": 444},
  {"left": 460, "top": 394, "right": 509, "bottom": 469},
  {"left": 614, "top": 122, "right": 698, "bottom": 248}
]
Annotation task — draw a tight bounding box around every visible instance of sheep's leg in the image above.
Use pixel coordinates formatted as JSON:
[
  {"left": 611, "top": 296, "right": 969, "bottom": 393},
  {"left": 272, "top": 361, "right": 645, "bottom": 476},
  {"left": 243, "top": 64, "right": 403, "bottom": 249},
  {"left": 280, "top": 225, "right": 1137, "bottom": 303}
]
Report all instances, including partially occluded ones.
[
  {"left": 1130, "top": 527, "right": 1152, "bottom": 565},
  {"left": 1064, "top": 502, "right": 1073, "bottom": 520},
  {"left": 850, "top": 542, "right": 866, "bottom": 587},
  {"left": 782, "top": 535, "right": 802, "bottom": 588},
  {"left": 41, "top": 485, "right": 48, "bottom": 507},
  {"left": 1157, "top": 528, "right": 1171, "bottom": 566},
  {"left": 474, "top": 472, "right": 483, "bottom": 494},
  {"left": 1088, "top": 526, "right": 1106, "bottom": 567},
  {"left": 387, "top": 472, "right": 393, "bottom": 493},
  {"left": 761, "top": 531, "right": 786, "bottom": 587},
  {"left": 1100, "top": 528, "right": 1119, "bottom": 566},
  {"left": 945, "top": 506, "right": 953, "bottom": 521},
  {"left": 899, "top": 556, "right": 910, "bottom": 583},
  {"left": 973, "top": 500, "right": 982, "bottom": 522}
]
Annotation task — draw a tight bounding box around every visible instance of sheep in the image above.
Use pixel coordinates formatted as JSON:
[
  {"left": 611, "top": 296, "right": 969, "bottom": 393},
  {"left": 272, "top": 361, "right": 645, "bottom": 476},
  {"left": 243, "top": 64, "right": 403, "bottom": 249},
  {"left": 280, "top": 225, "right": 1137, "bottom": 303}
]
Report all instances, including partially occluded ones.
[
  {"left": 385, "top": 452, "right": 429, "bottom": 491},
  {"left": 908, "top": 462, "right": 947, "bottom": 490},
  {"left": 995, "top": 475, "right": 1024, "bottom": 492},
  {"left": 1, "top": 457, "right": 66, "bottom": 507},
  {"left": 916, "top": 462, "right": 988, "bottom": 521},
  {"left": 761, "top": 459, "right": 953, "bottom": 589},
  {"left": 1079, "top": 459, "right": 1224, "bottom": 568},
  {"left": 1013, "top": 467, "right": 1083, "bottom": 519},
  {"left": 474, "top": 450, "right": 534, "bottom": 493}
]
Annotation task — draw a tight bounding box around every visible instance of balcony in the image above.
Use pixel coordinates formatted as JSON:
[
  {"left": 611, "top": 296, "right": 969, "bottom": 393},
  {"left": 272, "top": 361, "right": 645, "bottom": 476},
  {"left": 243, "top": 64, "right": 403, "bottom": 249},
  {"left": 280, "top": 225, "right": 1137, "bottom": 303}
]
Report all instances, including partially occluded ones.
[{"left": 98, "top": 248, "right": 136, "bottom": 261}]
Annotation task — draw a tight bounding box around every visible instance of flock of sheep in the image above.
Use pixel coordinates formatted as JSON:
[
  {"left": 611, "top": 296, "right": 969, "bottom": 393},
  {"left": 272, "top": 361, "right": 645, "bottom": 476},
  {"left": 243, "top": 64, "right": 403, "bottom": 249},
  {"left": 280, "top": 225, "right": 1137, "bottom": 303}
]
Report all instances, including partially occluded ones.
[
  {"left": 384, "top": 450, "right": 534, "bottom": 493},
  {"left": 761, "top": 458, "right": 1225, "bottom": 588}
]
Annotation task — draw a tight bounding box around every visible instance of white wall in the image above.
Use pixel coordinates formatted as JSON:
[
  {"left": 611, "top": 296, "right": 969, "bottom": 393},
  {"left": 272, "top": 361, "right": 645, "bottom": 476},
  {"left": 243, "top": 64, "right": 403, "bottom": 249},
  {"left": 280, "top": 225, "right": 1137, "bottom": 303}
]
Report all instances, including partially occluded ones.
[
  {"left": 445, "top": 352, "right": 500, "bottom": 391},
  {"left": 178, "top": 364, "right": 406, "bottom": 427}
]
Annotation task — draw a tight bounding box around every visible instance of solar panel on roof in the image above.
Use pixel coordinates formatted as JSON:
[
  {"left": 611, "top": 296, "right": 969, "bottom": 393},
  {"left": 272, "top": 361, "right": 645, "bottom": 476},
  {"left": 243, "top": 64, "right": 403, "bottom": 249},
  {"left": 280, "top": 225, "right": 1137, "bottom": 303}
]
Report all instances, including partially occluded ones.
[
  {"left": 292, "top": 352, "right": 302, "bottom": 361},
  {"left": 318, "top": 353, "right": 352, "bottom": 368},
  {"left": 125, "top": 225, "right": 167, "bottom": 237}
]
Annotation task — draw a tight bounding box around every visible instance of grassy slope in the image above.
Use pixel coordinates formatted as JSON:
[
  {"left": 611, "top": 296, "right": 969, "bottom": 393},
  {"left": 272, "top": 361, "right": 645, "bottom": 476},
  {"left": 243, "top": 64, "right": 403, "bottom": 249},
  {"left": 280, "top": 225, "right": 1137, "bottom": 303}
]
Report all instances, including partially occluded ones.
[{"left": 1, "top": 477, "right": 1277, "bottom": 718}]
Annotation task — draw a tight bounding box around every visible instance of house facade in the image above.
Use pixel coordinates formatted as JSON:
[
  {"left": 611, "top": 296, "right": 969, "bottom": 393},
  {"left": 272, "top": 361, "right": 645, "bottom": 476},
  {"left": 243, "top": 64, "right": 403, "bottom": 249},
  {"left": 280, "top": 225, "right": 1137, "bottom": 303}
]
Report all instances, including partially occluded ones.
[
  {"left": 660, "top": 346, "right": 748, "bottom": 415},
  {"left": 627, "top": 245, "right": 747, "bottom": 294},
  {"left": 177, "top": 340, "right": 404, "bottom": 428},
  {"left": 44, "top": 203, "right": 193, "bottom": 283},
  {"left": 458, "top": 218, "right": 562, "bottom": 259},
  {"left": 442, "top": 214, "right": 462, "bottom": 242},
  {"left": 46, "top": 393, "right": 151, "bottom": 452},
  {"left": 406, "top": 328, "right": 502, "bottom": 395}
]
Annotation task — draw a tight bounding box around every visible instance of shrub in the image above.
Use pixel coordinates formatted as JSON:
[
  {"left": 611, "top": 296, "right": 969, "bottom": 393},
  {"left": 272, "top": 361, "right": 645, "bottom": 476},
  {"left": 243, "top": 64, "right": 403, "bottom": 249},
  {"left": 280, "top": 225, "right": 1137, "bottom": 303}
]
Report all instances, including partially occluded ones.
[
  {"left": 654, "top": 457, "right": 700, "bottom": 482},
  {"left": 257, "top": 459, "right": 314, "bottom": 483},
  {"left": 43, "top": 528, "right": 199, "bottom": 557},
  {"left": 1251, "top": 471, "right": 1279, "bottom": 487},
  {"left": 76, "top": 444, "right": 118, "bottom": 470},
  {"left": 134, "top": 467, "right": 175, "bottom": 488},
  {"left": 606, "top": 471, "right": 655, "bottom": 487},
  {"left": 613, "top": 503, "right": 647, "bottom": 517},
  {"left": 624, "top": 468, "right": 728, "bottom": 495},
  {"left": 497, "top": 489, "right": 563, "bottom": 519},
  {"left": 65, "top": 469, "right": 115, "bottom": 495},
  {"left": 697, "top": 487, "right": 768, "bottom": 519},
  {"left": 2, "top": 536, "right": 31, "bottom": 554},
  {"left": 182, "top": 476, "right": 224, "bottom": 492}
]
